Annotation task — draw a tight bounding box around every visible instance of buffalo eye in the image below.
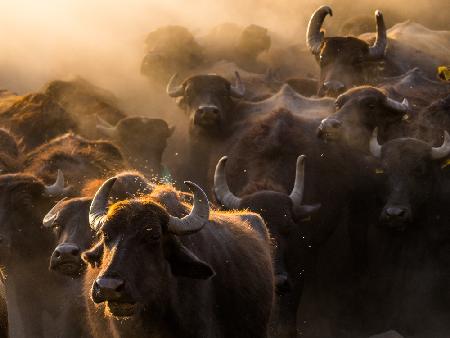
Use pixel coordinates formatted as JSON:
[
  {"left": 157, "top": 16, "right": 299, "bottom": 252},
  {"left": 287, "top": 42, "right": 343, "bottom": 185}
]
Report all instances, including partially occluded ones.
[
  {"left": 144, "top": 227, "right": 161, "bottom": 242},
  {"left": 52, "top": 223, "right": 62, "bottom": 236}
]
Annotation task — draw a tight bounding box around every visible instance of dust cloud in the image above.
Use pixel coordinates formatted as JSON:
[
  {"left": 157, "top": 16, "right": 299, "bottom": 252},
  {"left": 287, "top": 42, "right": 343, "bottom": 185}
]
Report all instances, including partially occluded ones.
[{"left": 0, "top": 0, "right": 448, "bottom": 114}]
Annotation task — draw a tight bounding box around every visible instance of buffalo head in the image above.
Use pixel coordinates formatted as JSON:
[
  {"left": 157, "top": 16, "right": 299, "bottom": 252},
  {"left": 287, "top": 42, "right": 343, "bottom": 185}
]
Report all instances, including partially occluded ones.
[
  {"left": 83, "top": 178, "right": 213, "bottom": 317},
  {"left": 214, "top": 155, "right": 319, "bottom": 294},
  {"left": 307, "top": 6, "right": 387, "bottom": 96},
  {"left": 370, "top": 128, "right": 450, "bottom": 229},
  {"left": 167, "top": 73, "right": 245, "bottom": 136}
]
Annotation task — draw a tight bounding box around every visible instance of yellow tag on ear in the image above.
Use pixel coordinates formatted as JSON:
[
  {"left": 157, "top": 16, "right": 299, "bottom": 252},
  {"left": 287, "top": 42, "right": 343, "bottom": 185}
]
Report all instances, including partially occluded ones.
[
  {"left": 437, "top": 66, "right": 450, "bottom": 81},
  {"left": 441, "top": 158, "right": 450, "bottom": 169},
  {"left": 375, "top": 168, "right": 384, "bottom": 174}
]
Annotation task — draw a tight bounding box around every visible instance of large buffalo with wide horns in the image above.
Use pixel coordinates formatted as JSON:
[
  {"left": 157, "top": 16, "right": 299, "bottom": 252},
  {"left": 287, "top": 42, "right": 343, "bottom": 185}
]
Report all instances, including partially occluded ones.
[{"left": 82, "top": 177, "right": 274, "bottom": 337}]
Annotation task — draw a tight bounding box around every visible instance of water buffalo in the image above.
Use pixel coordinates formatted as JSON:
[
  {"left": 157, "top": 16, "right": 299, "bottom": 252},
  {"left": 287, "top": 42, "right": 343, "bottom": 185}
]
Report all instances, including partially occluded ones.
[
  {"left": 356, "top": 130, "right": 450, "bottom": 336},
  {"left": 307, "top": 6, "right": 450, "bottom": 96},
  {"left": 214, "top": 155, "right": 319, "bottom": 337},
  {"left": 141, "top": 25, "right": 204, "bottom": 84},
  {"left": 317, "top": 86, "right": 410, "bottom": 152},
  {"left": 82, "top": 178, "right": 274, "bottom": 337},
  {"left": 307, "top": 6, "right": 387, "bottom": 96},
  {"left": 96, "top": 116, "right": 174, "bottom": 180}
]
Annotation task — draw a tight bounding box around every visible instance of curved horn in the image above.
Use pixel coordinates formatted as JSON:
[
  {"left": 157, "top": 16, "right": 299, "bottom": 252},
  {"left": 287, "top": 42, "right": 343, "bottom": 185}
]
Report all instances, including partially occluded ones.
[
  {"left": 96, "top": 125, "right": 117, "bottom": 138},
  {"left": 95, "top": 114, "right": 114, "bottom": 128},
  {"left": 370, "top": 128, "right": 382, "bottom": 158},
  {"left": 368, "top": 10, "right": 387, "bottom": 60},
  {"left": 230, "top": 71, "right": 245, "bottom": 98},
  {"left": 385, "top": 97, "right": 409, "bottom": 113},
  {"left": 89, "top": 177, "right": 117, "bottom": 232},
  {"left": 213, "top": 156, "right": 242, "bottom": 210},
  {"left": 44, "top": 170, "right": 66, "bottom": 197},
  {"left": 289, "top": 155, "right": 306, "bottom": 206},
  {"left": 43, "top": 197, "right": 68, "bottom": 228},
  {"left": 166, "top": 73, "right": 184, "bottom": 98},
  {"left": 431, "top": 131, "right": 450, "bottom": 160},
  {"left": 306, "top": 5, "right": 332, "bottom": 55},
  {"left": 167, "top": 181, "right": 209, "bottom": 235}
]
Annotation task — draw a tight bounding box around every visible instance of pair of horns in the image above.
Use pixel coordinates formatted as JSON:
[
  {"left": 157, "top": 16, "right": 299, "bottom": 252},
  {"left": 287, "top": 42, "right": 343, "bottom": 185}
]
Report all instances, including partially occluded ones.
[
  {"left": 214, "top": 155, "right": 306, "bottom": 209},
  {"left": 306, "top": 6, "right": 387, "bottom": 60},
  {"left": 166, "top": 71, "right": 246, "bottom": 98},
  {"left": 89, "top": 177, "right": 209, "bottom": 235},
  {"left": 370, "top": 128, "right": 450, "bottom": 160}
]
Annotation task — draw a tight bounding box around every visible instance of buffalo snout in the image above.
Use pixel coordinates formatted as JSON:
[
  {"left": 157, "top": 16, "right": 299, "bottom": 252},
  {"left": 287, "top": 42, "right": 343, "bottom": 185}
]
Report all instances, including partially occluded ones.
[
  {"left": 50, "top": 243, "right": 84, "bottom": 276},
  {"left": 193, "top": 105, "right": 221, "bottom": 126},
  {"left": 92, "top": 277, "right": 126, "bottom": 303},
  {"left": 317, "top": 118, "right": 342, "bottom": 141},
  {"left": 380, "top": 205, "right": 412, "bottom": 229},
  {"left": 274, "top": 272, "right": 292, "bottom": 295}
]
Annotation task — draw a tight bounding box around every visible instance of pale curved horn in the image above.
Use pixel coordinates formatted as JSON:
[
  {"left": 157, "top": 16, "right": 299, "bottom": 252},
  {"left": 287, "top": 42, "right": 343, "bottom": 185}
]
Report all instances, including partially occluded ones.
[
  {"left": 166, "top": 73, "right": 184, "bottom": 98},
  {"left": 43, "top": 197, "right": 68, "bottom": 228},
  {"left": 89, "top": 177, "right": 117, "bottom": 232},
  {"left": 431, "top": 131, "right": 450, "bottom": 160},
  {"left": 385, "top": 97, "right": 409, "bottom": 113},
  {"left": 167, "top": 181, "right": 209, "bottom": 235},
  {"left": 213, "top": 156, "right": 242, "bottom": 210},
  {"left": 230, "top": 71, "right": 245, "bottom": 98},
  {"left": 306, "top": 5, "right": 332, "bottom": 55},
  {"left": 95, "top": 114, "right": 114, "bottom": 128},
  {"left": 96, "top": 125, "right": 117, "bottom": 138},
  {"left": 368, "top": 10, "right": 387, "bottom": 60},
  {"left": 44, "top": 170, "right": 66, "bottom": 197},
  {"left": 289, "top": 155, "right": 306, "bottom": 206},
  {"left": 370, "top": 128, "right": 382, "bottom": 158}
]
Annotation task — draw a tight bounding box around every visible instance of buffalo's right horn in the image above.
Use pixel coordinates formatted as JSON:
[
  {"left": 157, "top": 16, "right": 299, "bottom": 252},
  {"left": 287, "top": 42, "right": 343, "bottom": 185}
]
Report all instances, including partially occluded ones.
[
  {"left": 213, "top": 156, "right": 242, "bottom": 210},
  {"left": 306, "top": 5, "right": 332, "bottom": 55},
  {"left": 44, "top": 170, "right": 67, "bottom": 197},
  {"left": 368, "top": 10, "right": 388, "bottom": 60},
  {"left": 43, "top": 197, "right": 68, "bottom": 228},
  {"left": 89, "top": 177, "right": 117, "bottom": 232},
  {"left": 166, "top": 74, "right": 184, "bottom": 97},
  {"left": 385, "top": 97, "right": 409, "bottom": 113},
  {"left": 289, "top": 155, "right": 306, "bottom": 207},
  {"left": 431, "top": 131, "right": 450, "bottom": 160},
  {"left": 369, "top": 128, "right": 382, "bottom": 158}
]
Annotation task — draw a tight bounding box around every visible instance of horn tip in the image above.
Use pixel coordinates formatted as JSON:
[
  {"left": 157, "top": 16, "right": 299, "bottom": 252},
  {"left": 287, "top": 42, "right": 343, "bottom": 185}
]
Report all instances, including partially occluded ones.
[
  {"left": 297, "top": 154, "right": 306, "bottom": 164},
  {"left": 375, "top": 9, "right": 383, "bottom": 17}
]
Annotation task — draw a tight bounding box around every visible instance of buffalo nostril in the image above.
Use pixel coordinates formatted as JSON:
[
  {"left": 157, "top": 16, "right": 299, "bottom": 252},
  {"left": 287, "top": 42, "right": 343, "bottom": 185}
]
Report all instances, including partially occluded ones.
[
  {"left": 330, "top": 120, "right": 341, "bottom": 128},
  {"left": 70, "top": 247, "right": 80, "bottom": 256},
  {"left": 54, "top": 251, "right": 61, "bottom": 258}
]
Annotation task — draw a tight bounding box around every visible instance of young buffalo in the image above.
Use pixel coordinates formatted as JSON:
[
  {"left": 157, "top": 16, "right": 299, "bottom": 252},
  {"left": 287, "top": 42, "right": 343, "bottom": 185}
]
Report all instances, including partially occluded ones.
[{"left": 83, "top": 178, "right": 274, "bottom": 337}]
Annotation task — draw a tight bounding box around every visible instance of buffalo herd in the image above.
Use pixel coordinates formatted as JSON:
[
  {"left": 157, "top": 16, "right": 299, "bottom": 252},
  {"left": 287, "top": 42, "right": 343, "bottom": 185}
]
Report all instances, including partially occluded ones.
[{"left": 0, "top": 5, "right": 449, "bottom": 338}]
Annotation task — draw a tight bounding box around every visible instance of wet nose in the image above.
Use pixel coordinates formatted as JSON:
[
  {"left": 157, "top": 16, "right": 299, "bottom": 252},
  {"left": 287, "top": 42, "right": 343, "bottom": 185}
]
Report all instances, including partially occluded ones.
[
  {"left": 275, "top": 273, "right": 291, "bottom": 295},
  {"left": 93, "top": 277, "right": 125, "bottom": 302},
  {"left": 52, "top": 243, "right": 80, "bottom": 261},
  {"left": 322, "top": 80, "right": 346, "bottom": 97},
  {"left": 381, "top": 206, "right": 411, "bottom": 226}
]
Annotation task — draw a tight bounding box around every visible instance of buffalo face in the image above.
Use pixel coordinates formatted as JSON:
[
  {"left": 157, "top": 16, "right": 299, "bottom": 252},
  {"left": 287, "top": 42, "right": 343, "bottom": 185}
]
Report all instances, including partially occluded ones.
[
  {"left": 84, "top": 178, "right": 213, "bottom": 318},
  {"left": 370, "top": 130, "right": 450, "bottom": 230},
  {"left": 44, "top": 197, "right": 93, "bottom": 277},
  {"left": 167, "top": 74, "right": 245, "bottom": 136}
]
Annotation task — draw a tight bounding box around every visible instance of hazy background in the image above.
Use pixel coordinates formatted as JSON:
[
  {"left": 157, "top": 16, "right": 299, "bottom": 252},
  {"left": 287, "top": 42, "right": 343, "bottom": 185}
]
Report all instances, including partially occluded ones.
[{"left": 0, "top": 0, "right": 448, "bottom": 113}]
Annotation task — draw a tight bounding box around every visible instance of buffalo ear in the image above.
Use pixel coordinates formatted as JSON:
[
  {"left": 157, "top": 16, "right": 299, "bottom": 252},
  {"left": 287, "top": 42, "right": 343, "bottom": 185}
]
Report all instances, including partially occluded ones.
[
  {"left": 81, "top": 242, "right": 104, "bottom": 268},
  {"left": 167, "top": 240, "right": 215, "bottom": 280},
  {"left": 293, "top": 203, "right": 321, "bottom": 221}
]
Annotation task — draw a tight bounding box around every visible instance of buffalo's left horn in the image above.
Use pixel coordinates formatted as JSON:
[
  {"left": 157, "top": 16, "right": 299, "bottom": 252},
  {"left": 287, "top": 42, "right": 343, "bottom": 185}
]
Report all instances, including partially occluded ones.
[
  {"left": 44, "top": 170, "right": 66, "bottom": 197},
  {"left": 230, "top": 71, "right": 245, "bottom": 98},
  {"left": 96, "top": 125, "right": 117, "bottom": 138},
  {"left": 431, "top": 131, "right": 450, "bottom": 160},
  {"left": 89, "top": 177, "right": 117, "bottom": 232},
  {"left": 167, "top": 181, "right": 209, "bottom": 235},
  {"left": 213, "top": 156, "right": 242, "bottom": 210},
  {"left": 370, "top": 128, "right": 382, "bottom": 158},
  {"left": 368, "top": 10, "right": 387, "bottom": 60},
  {"left": 166, "top": 74, "right": 184, "bottom": 97},
  {"left": 386, "top": 97, "right": 409, "bottom": 113},
  {"left": 289, "top": 155, "right": 306, "bottom": 206},
  {"left": 306, "top": 5, "right": 332, "bottom": 55},
  {"left": 43, "top": 197, "right": 68, "bottom": 228}
]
